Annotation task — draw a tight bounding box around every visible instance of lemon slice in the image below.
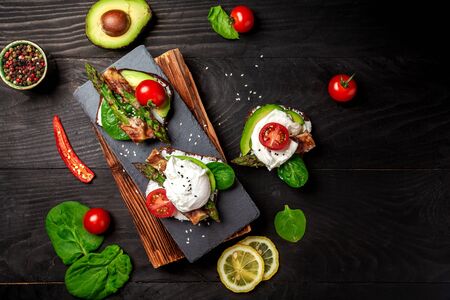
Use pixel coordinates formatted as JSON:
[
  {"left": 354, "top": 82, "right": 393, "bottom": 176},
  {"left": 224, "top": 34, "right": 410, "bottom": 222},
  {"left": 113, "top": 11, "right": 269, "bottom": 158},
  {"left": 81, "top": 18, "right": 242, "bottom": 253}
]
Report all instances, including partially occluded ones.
[
  {"left": 239, "top": 236, "right": 279, "bottom": 280},
  {"left": 217, "top": 244, "right": 264, "bottom": 293}
]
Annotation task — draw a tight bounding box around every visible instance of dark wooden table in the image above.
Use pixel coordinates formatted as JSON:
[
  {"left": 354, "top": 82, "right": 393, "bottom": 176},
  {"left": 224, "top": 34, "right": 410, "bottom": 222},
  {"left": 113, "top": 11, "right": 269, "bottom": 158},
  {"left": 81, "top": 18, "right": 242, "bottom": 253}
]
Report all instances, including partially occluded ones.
[{"left": 1, "top": 1, "right": 449, "bottom": 299}]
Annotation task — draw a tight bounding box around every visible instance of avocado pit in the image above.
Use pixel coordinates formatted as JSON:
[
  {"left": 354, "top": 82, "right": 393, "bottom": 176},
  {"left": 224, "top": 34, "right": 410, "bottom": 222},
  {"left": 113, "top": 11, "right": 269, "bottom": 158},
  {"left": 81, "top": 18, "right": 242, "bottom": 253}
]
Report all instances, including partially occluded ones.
[{"left": 101, "top": 10, "right": 130, "bottom": 37}]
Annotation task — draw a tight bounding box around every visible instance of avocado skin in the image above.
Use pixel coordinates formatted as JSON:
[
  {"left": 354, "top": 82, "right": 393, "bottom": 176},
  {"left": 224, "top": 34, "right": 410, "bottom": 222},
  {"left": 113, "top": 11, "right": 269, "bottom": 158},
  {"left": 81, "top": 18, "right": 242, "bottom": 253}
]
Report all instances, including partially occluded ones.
[
  {"left": 239, "top": 104, "right": 305, "bottom": 155},
  {"left": 85, "top": 0, "right": 151, "bottom": 49},
  {"left": 174, "top": 155, "right": 217, "bottom": 192},
  {"left": 120, "top": 69, "right": 172, "bottom": 118}
]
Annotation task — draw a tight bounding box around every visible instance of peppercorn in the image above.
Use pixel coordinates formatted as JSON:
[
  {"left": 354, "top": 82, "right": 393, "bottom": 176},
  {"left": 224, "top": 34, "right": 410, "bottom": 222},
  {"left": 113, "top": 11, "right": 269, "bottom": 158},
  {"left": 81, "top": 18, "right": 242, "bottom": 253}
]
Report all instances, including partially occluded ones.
[{"left": 1, "top": 43, "right": 45, "bottom": 87}]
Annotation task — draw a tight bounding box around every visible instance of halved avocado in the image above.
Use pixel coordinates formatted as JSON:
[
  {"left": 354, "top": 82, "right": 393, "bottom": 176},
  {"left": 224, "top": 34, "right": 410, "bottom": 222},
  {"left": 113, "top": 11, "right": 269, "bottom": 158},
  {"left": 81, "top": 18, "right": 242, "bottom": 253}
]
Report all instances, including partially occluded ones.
[
  {"left": 174, "top": 155, "right": 216, "bottom": 191},
  {"left": 85, "top": 0, "right": 151, "bottom": 49},
  {"left": 120, "top": 69, "right": 171, "bottom": 118},
  {"left": 239, "top": 104, "right": 305, "bottom": 155}
]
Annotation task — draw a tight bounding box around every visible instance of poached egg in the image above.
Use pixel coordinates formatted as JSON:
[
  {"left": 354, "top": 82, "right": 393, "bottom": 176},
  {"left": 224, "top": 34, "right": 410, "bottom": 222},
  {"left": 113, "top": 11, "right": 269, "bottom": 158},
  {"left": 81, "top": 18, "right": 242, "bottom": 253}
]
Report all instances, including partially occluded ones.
[{"left": 251, "top": 109, "right": 302, "bottom": 170}]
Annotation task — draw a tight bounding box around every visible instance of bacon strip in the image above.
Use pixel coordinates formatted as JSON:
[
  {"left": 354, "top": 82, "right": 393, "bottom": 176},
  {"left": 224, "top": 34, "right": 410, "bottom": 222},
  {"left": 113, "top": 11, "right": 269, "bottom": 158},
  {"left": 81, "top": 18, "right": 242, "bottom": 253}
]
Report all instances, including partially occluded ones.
[
  {"left": 120, "top": 117, "right": 154, "bottom": 143},
  {"left": 146, "top": 149, "right": 168, "bottom": 172},
  {"left": 295, "top": 132, "right": 316, "bottom": 154}
]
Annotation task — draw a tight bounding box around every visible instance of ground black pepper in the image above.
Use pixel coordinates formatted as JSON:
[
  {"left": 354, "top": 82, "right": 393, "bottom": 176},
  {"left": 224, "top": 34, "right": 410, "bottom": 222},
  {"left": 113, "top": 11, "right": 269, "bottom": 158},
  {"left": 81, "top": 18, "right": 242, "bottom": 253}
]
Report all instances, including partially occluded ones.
[{"left": 1, "top": 44, "right": 45, "bottom": 87}]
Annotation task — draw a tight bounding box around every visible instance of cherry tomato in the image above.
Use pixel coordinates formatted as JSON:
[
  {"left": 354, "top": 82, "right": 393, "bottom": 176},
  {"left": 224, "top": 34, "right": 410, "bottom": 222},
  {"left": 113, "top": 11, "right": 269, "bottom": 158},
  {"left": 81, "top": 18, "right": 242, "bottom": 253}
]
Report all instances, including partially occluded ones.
[
  {"left": 83, "top": 208, "right": 111, "bottom": 235},
  {"left": 259, "top": 122, "right": 290, "bottom": 150},
  {"left": 146, "top": 188, "right": 176, "bottom": 218},
  {"left": 135, "top": 80, "right": 166, "bottom": 107},
  {"left": 328, "top": 74, "right": 357, "bottom": 102},
  {"left": 230, "top": 5, "right": 254, "bottom": 33}
]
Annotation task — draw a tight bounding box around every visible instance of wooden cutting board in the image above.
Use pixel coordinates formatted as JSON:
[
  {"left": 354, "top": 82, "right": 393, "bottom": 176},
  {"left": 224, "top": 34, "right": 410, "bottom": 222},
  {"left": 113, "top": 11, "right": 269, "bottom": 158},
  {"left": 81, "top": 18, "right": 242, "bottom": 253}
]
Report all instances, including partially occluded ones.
[{"left": 94, "top": 49, "right": 251, "bottom": 268}]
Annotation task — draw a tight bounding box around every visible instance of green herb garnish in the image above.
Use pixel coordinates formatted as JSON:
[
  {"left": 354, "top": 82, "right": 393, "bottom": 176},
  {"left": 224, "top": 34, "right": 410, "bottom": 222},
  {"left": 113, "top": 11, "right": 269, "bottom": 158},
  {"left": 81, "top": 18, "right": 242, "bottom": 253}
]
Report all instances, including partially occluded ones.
[
  {"left": 274, "top": 205, "right": 306, "bottom": 243},
  {"left": 100, "top": 99, "right": 130, "bottom": 140},
  {"left": 206, "top": 162, "right": 235, "bottom": 190},
  {"left": 277, "top": 154, "right": 309, "bottom": 188},
  {"left": 45, "top": 201, "right": 103, "bottom": 265},
  {"left": 207, "top": 6, "right": 239, "bottom": 40},
  {"left": 65, "top": 245, "right": 132, "bottom": 300}
]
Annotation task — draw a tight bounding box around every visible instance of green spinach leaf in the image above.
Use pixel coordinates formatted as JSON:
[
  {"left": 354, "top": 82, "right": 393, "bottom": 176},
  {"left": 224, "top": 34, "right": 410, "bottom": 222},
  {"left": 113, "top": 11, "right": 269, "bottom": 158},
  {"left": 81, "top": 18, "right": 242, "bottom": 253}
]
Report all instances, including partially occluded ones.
[
  {"left": 207, "top": 6, "right": 239, "bottom": 40},
  {"left": 206, "top": 162, "right": 235, "bottom": 190},
  {"left": 45, "top": 201, "right": 103, "bottom": 265},
  {"left": 274, "top": 205, "right": 306, "bottom": 243},
  {"left": 100, "top": 99, "right": 130, "bottom": 141},
  {"left": 277, "top": 154, "right": 309, "bottom": 188},
  {"left": 65, "top": 244, "right": 132, "bottom": 300}
]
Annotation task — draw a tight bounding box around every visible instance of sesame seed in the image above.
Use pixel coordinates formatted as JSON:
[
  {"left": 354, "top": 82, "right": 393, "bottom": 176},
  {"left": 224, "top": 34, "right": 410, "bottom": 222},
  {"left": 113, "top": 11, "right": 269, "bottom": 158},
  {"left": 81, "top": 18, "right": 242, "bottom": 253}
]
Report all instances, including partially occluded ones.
[
  {"left": 218, "top": 122, "right": 221, "bottom": 126},
  {"left": 253, "top": 91, "right": 257, "bottom": 95},
  {"left": 194, "top": 142, "right": 197, "bottom": 145},
  {"left": 244, "top": 84, "right": 248, "bottom": 87},
  {"left": 236, "top": 93, "right": 240, "bottom": 96},
  {"left": 189, "top": 229, "right": 192, "bottom": 232},
  {"left": 258, "top": 95, "right": 262, "bottom": 99},
  {"left": 121, "top": 145, "right": 124, "bottom": 148},
  {"left": 186, "top": 241, "right": 190, "bottom": 244},
  {"left": 185, "top": 230, "right": 188, "bottom": 233},
  {"left": 248, "top": 97, "right": 250, "bottom": 100},
  {"left": 255, "top": 64, "right": 259, "bottom": 68},
  {"left": 249, "top": 90, "right": 253, "bottom": 93},
  {"left": 241, "top": 74, "right": 244, "bottom": 77},
  {"left": 201, "top": 235, "right": 205, "bottom": 238},
  {"left": 225, "top": 73, "right": 228, "bottom": 76},
  {"left": 197, "top": 135, "right": 200, "bottom": 138},
  {"left": 119, "top": 152, "right": 123, "bottom": 155},
  {"left": 188, "top": 138, "right": 191, "bottom": 142},
  {"left": 190, "top": 133, "right": 192, "bottom": 137},
  {"left": 205, "top": 66, "right": 209, "bottom": 70},
  {"left": 260, "top": 54, "right": 264, "bottom": 58},
  {"left": 230, "top": 73, "right": 233, "bottom": 76}
]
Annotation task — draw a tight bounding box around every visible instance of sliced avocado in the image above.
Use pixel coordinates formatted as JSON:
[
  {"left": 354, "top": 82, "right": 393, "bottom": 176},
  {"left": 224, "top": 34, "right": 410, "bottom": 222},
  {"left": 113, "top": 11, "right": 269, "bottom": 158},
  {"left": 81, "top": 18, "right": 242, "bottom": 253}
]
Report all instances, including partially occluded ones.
[
  {"left": 240, "top": 104, "right": 305, "bottom": 155},
  {"left": 239, "top": 104, "right": 283, "bottom": 155},
  {"left": 85, "top": 0, "right": 151, "bottom": 49},
  {"left": 174, "top": 156, "right": 216, "bottom": 191},
  {"left": 285, "top": 109, "right": 304, "bottom": 125},
  {"left": 120, "top": 69, "right": 171, "bottom": 118}
]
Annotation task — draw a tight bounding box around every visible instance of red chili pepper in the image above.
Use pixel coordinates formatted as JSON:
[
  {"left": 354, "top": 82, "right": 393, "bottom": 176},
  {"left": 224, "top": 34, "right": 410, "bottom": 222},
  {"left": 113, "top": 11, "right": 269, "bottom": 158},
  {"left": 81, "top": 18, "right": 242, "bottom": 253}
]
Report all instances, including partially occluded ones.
[{"left": 53, "top": 115, "right": 95, "bottom": 183}]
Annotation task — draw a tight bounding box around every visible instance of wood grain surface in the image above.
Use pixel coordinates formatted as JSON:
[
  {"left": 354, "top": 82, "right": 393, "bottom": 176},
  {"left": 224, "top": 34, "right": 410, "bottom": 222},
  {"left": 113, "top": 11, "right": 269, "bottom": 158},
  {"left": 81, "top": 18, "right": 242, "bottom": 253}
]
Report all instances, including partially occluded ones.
[{"left": 1, "top": 0, "right": 449, "bottom": 299}]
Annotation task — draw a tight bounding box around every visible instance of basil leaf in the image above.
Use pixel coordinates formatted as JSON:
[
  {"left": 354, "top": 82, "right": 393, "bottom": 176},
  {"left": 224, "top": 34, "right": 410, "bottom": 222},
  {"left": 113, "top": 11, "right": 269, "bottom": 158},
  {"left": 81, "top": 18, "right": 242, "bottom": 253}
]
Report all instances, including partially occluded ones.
[
  {"left": 65, "top": 245, "right": 132, "bottom": 300},
  {"left": 274, "top": 205, "right": 306, "bottom": 243},
  {"left": 277, "top": 154, "right": 309, "bottom": 188},
  {"left": 100, "top": 99, "right": 130, "bottom": 141},
  {"left": 206, "top": 162, "right": 235, "bottom": 190},
  {"left": 207, "top": 5, "right": 239, "bottom": 40},
  {"left": 45, "top": 201, "right": 103, "bottom": 265}
]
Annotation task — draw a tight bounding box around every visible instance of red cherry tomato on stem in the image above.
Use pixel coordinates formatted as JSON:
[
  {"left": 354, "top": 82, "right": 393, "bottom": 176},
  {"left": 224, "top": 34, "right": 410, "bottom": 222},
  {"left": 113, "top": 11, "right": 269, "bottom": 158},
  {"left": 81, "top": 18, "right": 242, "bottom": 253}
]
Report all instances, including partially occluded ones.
[
  {"left": 135, "top": 80, "right": 166, "bottom": 107},
  {"left": 146, "top": 188, "right": 176, "bottom": 218},
  {"left": 259, "top": 122, "right": 290, "bottom": 150},
  {"left": 230, "top": 5, "right": 254, "bottom": 33},
  {"left": 83, "top": 208, "right": 111, "bottom": 235},
  {"left": 328, "top": 74, "right": 357, "bottom": 102}
]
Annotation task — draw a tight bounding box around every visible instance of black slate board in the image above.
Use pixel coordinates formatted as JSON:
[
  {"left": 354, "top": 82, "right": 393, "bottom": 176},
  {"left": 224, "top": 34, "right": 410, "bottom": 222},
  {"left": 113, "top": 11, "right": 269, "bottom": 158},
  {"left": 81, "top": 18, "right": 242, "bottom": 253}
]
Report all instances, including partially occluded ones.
[{"left": 73, "top": 45, "right": 259, "bottom": 263}]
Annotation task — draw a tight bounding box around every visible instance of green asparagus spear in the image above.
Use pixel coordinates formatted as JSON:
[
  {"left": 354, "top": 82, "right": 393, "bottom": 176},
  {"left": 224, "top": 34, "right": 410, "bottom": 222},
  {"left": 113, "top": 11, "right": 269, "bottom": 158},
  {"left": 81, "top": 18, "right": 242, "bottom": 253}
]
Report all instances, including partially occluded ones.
[
  {"left": 204, "top": 199, "right": 220, "bottom": 222},
  {"left": 85, "top": 63, "right": 129, "bottom": 125},
  {"left": 133, "top": 162, "right": 166, "bottom": 185},
  {"left": 231, "top": 154, "right": 265, "bottom": 168}
]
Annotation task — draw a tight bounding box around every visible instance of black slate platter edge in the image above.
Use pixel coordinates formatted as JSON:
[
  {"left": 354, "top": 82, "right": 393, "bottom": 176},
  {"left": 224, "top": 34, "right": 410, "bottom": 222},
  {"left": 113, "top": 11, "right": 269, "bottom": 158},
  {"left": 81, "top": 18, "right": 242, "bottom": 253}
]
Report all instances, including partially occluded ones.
[{"left": 73, "top": 45, "right": 260, "bottom": 262}]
